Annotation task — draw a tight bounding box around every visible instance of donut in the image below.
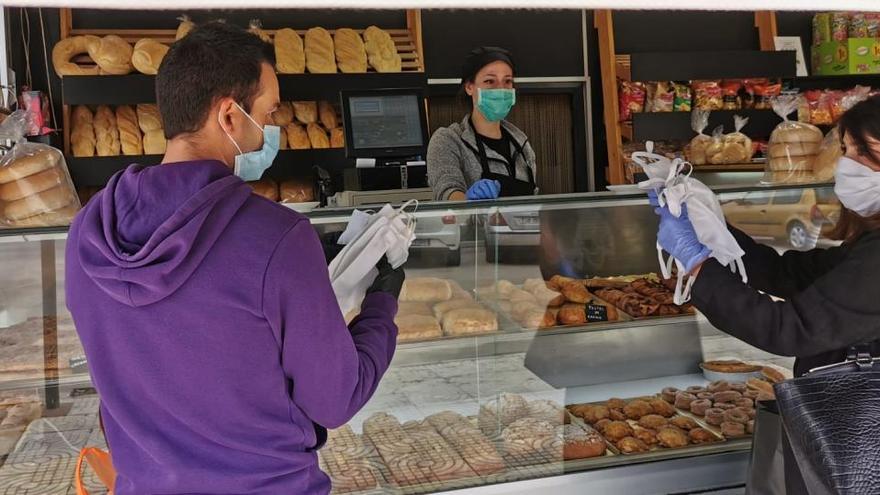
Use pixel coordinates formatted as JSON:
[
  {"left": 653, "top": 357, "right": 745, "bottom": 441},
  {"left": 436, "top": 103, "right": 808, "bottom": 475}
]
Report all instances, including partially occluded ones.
[
  {"left": 721, "top": 421, "right": 746, "bottom": 437},
  {"left": 746, "top": 408, "right": 757, "bottom": 419},
  {"left": 705, "top": 408, "right": 725, "bottom": 426},
  {"left": 743, "top": 389, "right": 761, "bottom": 400},
  {"left": 730, "top": 382, "right": 748, "bottom": 393},
  {"left": 713, "top": 390, "right": 743, "bottom": 404},
  {"left": 674, "top": 392, "right": 697, "bottom": 410},
  {"left": 747, "top": 420, "right": 755, "bottom": 434},
  {"left": 708, "top": 380, "right": 731, "bottom": 393},
  {"left": 686, "top": 386, "right": 707, "bottom": 395},
  {"left": 714, "top": 402, "right": 736, "bottom": 410},
  {"left": 661, "top": 387, "right": 679, "bottom": 403},
  {"left": 689, "top": 399, "right": 712, "bottom": 417},
  {"left": 723, "top": 408, "right": 751, "bottom": 425},
  {"left": 697, "top": 392, "right": 715, "bottom": 401},
  {"left": 735, "top": 398, "right": 754, "bottom": 409}
]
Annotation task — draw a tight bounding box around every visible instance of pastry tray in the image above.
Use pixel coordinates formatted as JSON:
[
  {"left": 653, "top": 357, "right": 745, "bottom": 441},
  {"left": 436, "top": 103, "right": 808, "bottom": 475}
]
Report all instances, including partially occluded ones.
[{"left": 667, "top": 400, "right": 754, "bottom": 440}]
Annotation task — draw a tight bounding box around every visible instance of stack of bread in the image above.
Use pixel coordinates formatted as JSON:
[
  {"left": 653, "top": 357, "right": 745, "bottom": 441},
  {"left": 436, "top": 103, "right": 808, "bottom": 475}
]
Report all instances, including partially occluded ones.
[
  {"left": 276, "top": 100, "right": 344, "bottom": 150},
  {"left": 764, "top": 95, "right": 824, "bottom": 184},
  {"left": 71, "top": 104, "right": 165, "bottom": 157},
  {"left": 394, "top": 277, "right": 498, "bottom": 342},
  {"left": 705, "top": 115, "right": 754, "bottom": 165}
]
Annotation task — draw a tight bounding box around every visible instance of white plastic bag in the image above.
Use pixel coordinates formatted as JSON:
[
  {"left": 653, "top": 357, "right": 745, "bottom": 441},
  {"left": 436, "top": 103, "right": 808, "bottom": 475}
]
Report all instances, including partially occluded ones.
[
  {"left": 634, "top": 146, "right": 747, "bottom": 304},
  {"left": 328, "top": 201, "right": 417, "bottom": 316}
]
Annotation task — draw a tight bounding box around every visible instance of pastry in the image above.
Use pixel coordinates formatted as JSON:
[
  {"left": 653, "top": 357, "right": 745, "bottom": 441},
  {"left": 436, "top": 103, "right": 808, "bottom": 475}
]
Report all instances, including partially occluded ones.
[
  {"left": 702, "top": 360, "right": 762, "bottom": 374},
  {"left": 247, "top": 179, "right": 279, "bottom": 201},
  {"left": 528, "top": 399, "right": 567, "bottom": 425},
  {"left": 318, "top": 101, "right": 338, "bottom": 130},
  {"left": 425, "top": 412, "right": 505, "bottom": 476},
  {"left": 115, "top": 106, "right": 143, "bottom": 156},
  {"left": 713, "top": 390, "right": 743, "bottom": 404},
  {"left": 721, "top": 421, "right": 746, "bottom": 437},
  {"left": 363, "top": 26, "right": 401, "bottom": 73},
  {"left": 690, "top": 399, "right": 712, "bottom": 417},
  {"left": 502, "top": 417, "right": 556, "bottom": 461},
  {"left": 602, "top": 421, "right": 633, "bottom": 443},
  {"left": 400, "top": 278, "right": 452, "bottom": 302},
  {"left": 674, "top": 392, "right": 696, "bottom": 410},
  {"left": 286, "top": 124, "right": 310, "bottom": 150},
  {"left": 479, "top": 393, "right": 529, "bottom": 437},
  {"left": 528, "top": 283, "right": 566, "bottom": 307},
  {"left": 0, "top": 149, "right": 61, "bottom": 185},
  {"left": 594, "top": 419, "right": 612, "bottom": 433},
  {"left": 71, "top": 106, "right": 96, "bottom": 158},
  {"left": 52, "top": 35, "right": 101, "bottom": 76},
  {"left": 556, "top": 424, "right": 607, "bottom": 460},
  {"left": 394, "top": 314, "right": 442, "bottom": 342},
  {"left": 705, "top": 408, "right": 726, "bottom": 426},
  {"left": 697, "top": 392, "right": 715, "bottom": 401},
  {"left": 0, "top": 167, "right": 65, "bottom": 202},
  {"left": 735, "top": 398, "right": 754, "bottom": 409},
  {"left": 292, "top": 101, "right": 318, "bottom": 124},
  {"left": 143, "top": 130, "right": 166, "bottom": 155},
  {"left": 557, "top": 304, "right": 586, "bottom": 325},
  {"left": 561, "top": 282, "right": 590, "bottom": 304},
  {"left": 508, "top": 288, "right": 537, "bottom": 305},
  {"left": 686, "top": 386, "right": 707, "bottom": 395},
  {"left": 307, "top": 123, "right": 330, "bottom": 149},
  {"left": 747, "top": 378, "right": 775, "bottom": 396},
  {"left": 606, "top": 398, "right": 627, "bottom": 410},
  {"left": 402, "top": 421, "right": 477, "bottom": 482},
  {"left": 330, "top": 127, "right": 345, "bottom": 149},
  {"left": 248, "top": 20, "right": 272, "bottom": 44},
  {"left": 708, "top": 380, "right": 731, "bottom": 393},
  {"left": 175, "top": 15, "right": 194, "bottom": 41},
  {"left": 279, "top": 179, "right": 313, "bottom": 203},
  {"left": 609, "top": 409, "right": 627, "bottom": 421},
  {"left": 568, "top": 404, "right": 609, "bottom": 424},
  {"left": 432, "top": 299, "right": 482, "bottom": 319},
  {"left": 744, "top": 389, "right": 762, "bottom": 401},
  {"left": 624, "top": 400, "right": 654, "bottom": 420},
  {"left": 616, "top": 436, "right": 649, "bottom": 454},
  {"left": 442, "top": 308, "right": 498, "bottom": 336},
  {"left": 714, "top": 402, "right": 736, "bottom": 411},
  {"left": 656, "top": 427, "right": 689, "bottom": 448},
  {"left": 730, "top": 382, "right": 749, "bottom": 393},
  {"left": 648, "top": 398, "right": 676, "bottom": 418},
  {"left": 723, "top": 408, "right": 751, "bottom": 425},
  {"left": 517, "top": 308, "right": 556, "bottom": 329},
  {"left": 136, "top": 104, "right": 163, "bottom": 132},
  {"left": 762, "top": 366, "right": 786, "bottom": 384},
  {"left": 633, "top": 428, "right": 658, "bottom": 446},
  {"left": 274, "top": 28, "right": 306, "bottom": 74},
  {"left": 689, "top": 428, "right": 719, "bottom": 444},
  {"left": 638, "top": 414, "right": 668, "bottom": 430},
  {"left": 661, "top": 387, "right": 679, "bottom": 403},
  {"left": 131, "top": 39, "right": 168, "bottom": 75},
  {"left": 272, "top": 102, "right": 294, "bottom": 127},
  {"left": 304, "top": 27, "right": 336, "bottom": 74},
  {"left": 88, "top": 35, "right": 133, "bottom": 75},
  {"left": 333, "top": 28, "right": 367, "bottom": 73},
  {"left": 670, "top": 416, "right": 698, "bottom": 431},
  {"left": 94, "top": 105, "right": 121, "bottom": 156},
  {"left": 2, "top": 186, "right": 75, "bottom": 221}
]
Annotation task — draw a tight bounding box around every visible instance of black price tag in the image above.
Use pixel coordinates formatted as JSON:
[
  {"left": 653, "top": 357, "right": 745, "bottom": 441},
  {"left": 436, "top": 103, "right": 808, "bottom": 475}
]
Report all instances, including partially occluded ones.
[{"left": 586, "top": 303, "right": 609, "bottom": 322}]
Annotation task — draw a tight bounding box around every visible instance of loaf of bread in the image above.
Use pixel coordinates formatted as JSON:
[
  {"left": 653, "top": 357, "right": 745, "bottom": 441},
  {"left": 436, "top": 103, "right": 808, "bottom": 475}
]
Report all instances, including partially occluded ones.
[
  {"left": 3, "top": 204, "right": 78, "bottom": 227},
  {"left": 277, "top": 128, "right": 288, "bottom": 150},
  {"left": 334, "top": 28, "right": 367, "bottom": 73},
  {"left": 432, "top": 299, "right": 483, "bottom": 319},
  {"left": 397, "top": 301, "right": 434, "bottom": 317},
  {"left": 247, "top": 179, "right": 279, "bottom": 201},
  {"left": 272, "top": 102, "right": 294, "bottom": 127},
  {"left": 770, "top": 124, "right": 823, "bottom": 144},
  {"left": 307, "top": 123, "right": 330, "bottom": 149},
  {"left": 394, "top": 314, "right": 442, "bottom": 342},
  {"left": 292, "top": 101, "right": 318, "bottom": 124},
  {"left": 0, "top": 167, "right": 65, "bottom": 202},
  {"left": 318, "top": 101, "right": 338, "bottom": 130},
  {"left": 175, "top": 15, "right": 194, "bottom": 41},
  {"left": 0, "top": 149, "right": 61, "bottom": 185},
  {"left": 88, "top": 35, "right": 133, "bottom": 75},
  {"left": 304, "top": 27, "right": 336, "bottom": 74},
  {"left": 115, "top": 106, "right": 143, "bottom": 156},
  {"left": 279, "top": 179, "right": 315, "bottom": 203},
  {"left": 442, "top": 308, "right": 498, "bottom": 336},
  {"left": 501, "top": 417, "right": 558, "bottom": 462},
  {"left": 330, "top": 127, "right": 345, "bottom": 148},
  {"left": 143, "top": 130, "right": 166, "bottom": 155},
  {"left": 400, "top": 277, "right": 452, "bottom": 302},
  {"left": 94, "top": 106, "right": 121, "bottom": 156},
  {"left": 274, "top": 28, "right": 306, "bottom": 74},
  {"left": 282, "top": 124, "right": 307, "bottom": 150},
  {"left": 131, "top": 39, "right": 168, "bottom": 75},
  {"left": 248, "top": 20, "right": 272, "bottom": 43},
  {"left": 71, "top": 106, "right": 96, "bottom": 158},
  {"left": 425, "top": 411, "right": 505, "bottom": 476},
  {"left": 402, "top": 420, "right": 478, "bottom": 482},
  {"left": 52, "top": 36, "right": 101, "bottom": 76},
  {"left": 768, "top": 156, "right": 814, "bottom": 172},
  {"left": 136, "top": 104, "right": 162, "bottom": 133},
  {"left": 363, "top": 26, "right": 401, "bottom": 73},
  {"left": 769, "top": 142, "right": 820, "bottom": 158},
  {"left": 2, "top": 186, "right": 75, "bottom": 222}
]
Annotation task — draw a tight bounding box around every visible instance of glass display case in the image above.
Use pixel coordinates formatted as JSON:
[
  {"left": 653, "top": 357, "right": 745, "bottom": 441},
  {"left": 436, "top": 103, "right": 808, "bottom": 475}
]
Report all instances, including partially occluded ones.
[{"left": 0, "top": 182, "right": 839, "bottom": 494}]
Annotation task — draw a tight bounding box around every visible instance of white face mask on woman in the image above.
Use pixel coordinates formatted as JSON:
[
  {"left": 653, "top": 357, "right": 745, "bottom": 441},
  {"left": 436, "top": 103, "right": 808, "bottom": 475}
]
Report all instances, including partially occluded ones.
[{"left": 835, "top": 156, "right": 880, "bottom": 217}]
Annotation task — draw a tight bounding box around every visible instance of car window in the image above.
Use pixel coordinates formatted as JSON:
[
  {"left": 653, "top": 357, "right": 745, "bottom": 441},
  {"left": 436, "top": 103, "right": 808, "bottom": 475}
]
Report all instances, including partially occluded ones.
[
  {"left": 772, "top": 190, "right": 803, "bottom": 205},
  {"left": 814, "top": 188, "right": 838, "bottom": 204}
]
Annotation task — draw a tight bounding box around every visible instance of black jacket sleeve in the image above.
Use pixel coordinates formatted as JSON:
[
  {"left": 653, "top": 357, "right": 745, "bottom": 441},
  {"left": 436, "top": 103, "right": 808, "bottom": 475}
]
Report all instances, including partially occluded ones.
[
  {"left": 729, "top": 225, "right": 848, "bottom": 299},
  {"left": 691, "top": 231, "right": 880, "bottom": 359}
]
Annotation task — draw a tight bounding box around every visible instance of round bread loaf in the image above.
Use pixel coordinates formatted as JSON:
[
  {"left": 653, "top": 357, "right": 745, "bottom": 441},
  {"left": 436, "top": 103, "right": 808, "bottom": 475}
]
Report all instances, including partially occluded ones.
[
  {"left": 770, "top": 124, "right": 823, "bottom": 144},
  {"left": 0, "top": 166, "right": 64, "bottom": 202},
  {"left": 769, "top": 142, "right": 820, "bottom": 158},
  {"left": 3, "top": 186, "right": 75, "bottom": 221},
  {"left": 768, "top": 156, "right": 814, "bottom": 172},
  {"left": 0, "top": 150, "right": 61, "bottom": 184}
]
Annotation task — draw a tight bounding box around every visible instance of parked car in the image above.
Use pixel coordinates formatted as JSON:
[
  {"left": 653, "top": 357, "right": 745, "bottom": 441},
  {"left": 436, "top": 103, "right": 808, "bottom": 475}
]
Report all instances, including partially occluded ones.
[
  {"left": 483, "top": 209, "right": 541, "bottom": 263},
  {"left": 722, "top": 188, "right": 840, "bottom": 250},
  {"left": 412, "top": 210, "right": 462, "bottom": 266}
]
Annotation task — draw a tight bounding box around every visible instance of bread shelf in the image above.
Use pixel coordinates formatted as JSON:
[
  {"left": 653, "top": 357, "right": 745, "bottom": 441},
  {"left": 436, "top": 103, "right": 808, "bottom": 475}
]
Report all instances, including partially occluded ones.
[
  {"left": 630, "top": 109, "right": 793, "bottom": 142},
  {"left": 692, "top": 163, "right": 766, "bottom": 172}
]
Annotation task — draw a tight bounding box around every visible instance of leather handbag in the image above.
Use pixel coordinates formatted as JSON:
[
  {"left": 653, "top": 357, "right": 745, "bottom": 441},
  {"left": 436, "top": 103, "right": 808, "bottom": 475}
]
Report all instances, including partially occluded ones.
[{"left": 774, "top": 345, "right": 880, "bottom": 495}]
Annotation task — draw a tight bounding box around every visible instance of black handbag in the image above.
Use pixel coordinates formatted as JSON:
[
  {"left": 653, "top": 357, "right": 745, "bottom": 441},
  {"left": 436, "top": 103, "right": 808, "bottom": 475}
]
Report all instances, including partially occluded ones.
[{"left": 774, "top": 345, "right": 880, "bottom": 495}]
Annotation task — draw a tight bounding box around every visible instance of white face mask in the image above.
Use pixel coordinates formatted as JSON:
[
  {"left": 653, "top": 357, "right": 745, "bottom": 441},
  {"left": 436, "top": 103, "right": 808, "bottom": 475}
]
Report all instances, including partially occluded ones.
[{"left": 834, "top": 156, "right": 880, "bottom": 217}]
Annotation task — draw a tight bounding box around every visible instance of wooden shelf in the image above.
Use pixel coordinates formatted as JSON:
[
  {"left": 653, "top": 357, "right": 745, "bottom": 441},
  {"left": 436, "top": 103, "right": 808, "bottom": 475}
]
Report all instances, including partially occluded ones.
[
  {"left": 620, "top": 122, "right": 633, "bottom": 141},
  {"left": 692, "top": 163, "right": 765, "bottom": 172}
]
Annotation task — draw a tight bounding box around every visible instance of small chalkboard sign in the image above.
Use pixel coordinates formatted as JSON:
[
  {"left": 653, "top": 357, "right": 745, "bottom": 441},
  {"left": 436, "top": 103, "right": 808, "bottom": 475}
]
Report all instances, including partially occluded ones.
[{"left": 586, "top": 303, "right": 609, "bottom": 322}]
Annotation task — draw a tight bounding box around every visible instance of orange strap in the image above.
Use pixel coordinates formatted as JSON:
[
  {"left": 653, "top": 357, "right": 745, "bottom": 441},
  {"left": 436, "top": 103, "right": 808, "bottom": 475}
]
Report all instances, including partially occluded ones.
[{"left": 75, "top": 447, "right": 116, "bottom": 495}]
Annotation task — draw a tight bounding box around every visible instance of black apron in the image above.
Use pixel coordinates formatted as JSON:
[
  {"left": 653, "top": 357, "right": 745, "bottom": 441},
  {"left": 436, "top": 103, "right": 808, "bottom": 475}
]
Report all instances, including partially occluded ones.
[{"left": 470, "top": 120, "right": 536, "bottom": 198}]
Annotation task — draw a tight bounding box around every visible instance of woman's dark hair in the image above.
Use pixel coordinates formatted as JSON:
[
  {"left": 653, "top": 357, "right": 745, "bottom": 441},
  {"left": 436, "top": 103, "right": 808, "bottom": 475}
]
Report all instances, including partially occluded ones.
[
  {"left": 156, "top": 21, "right": 275, "bottom": 139},
  {"left": 459, "top": 46, "right": 515, "bottom": 107},
  {"left": 831, "top": 95, "right": 880, "bottom": 242}
]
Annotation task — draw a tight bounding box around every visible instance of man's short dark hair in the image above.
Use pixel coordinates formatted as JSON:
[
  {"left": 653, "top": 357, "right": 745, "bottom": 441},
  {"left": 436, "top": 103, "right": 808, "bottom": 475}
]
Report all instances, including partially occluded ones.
[{"left": 156, "top": 22, "right": 276, "bottom": 139}]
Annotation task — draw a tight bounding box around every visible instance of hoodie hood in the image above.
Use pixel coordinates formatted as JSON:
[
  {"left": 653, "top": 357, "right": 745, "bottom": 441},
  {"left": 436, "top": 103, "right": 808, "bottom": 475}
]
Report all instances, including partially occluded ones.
[{"left": 76, "top": 161, "right": 252, "bottom": 307}]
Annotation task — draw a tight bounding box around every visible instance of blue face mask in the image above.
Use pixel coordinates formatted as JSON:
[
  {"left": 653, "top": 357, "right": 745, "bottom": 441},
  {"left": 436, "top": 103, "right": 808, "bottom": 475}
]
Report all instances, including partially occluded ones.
[
  {"left": 477, "top": 88, "right": 516, "bottom": 122},
  {"left": 220, "top": 102, "right": 280, "bottom": 182}
]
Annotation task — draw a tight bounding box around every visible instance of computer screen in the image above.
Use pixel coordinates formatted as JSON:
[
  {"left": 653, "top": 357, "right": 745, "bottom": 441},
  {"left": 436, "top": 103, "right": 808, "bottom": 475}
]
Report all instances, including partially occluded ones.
[{"left": 342, "top": 90, "right": 427, "bottom": 158}]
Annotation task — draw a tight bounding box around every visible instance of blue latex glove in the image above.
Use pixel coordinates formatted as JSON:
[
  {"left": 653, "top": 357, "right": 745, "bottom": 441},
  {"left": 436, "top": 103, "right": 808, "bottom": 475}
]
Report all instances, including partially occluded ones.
[
  {"left": 466, "top": 179, "right": 501, "bottom": 200},
  {"left": 647, "top": 189, "right": 660, "bottom": 207},
  {"left": 656, "top": 204, "right": 711, "bottom": 274}
]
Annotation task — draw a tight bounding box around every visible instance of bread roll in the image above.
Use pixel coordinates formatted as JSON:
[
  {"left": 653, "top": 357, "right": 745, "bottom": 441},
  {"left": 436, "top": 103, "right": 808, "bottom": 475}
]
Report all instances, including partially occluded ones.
[
  {"left": 3, "top": 204, "right": 78, "bottom": 228},
  {"left": 247, "top": 179, "right": 279, "bottom": 201},
  {"left": 433, "top": 299, "right": 483, "bottom": 319},
  {"left": 768, "top": 156, "right": 814, "bottom": 172},
  {"left": 278, "top": 128, "right": 288, "bottom": 150},
  {"left": 94, "top": 106, "right": 121, "bottom": 156},
  {"left": 175, "top": 15, "right": 195, "bottom": 41},
  {"left": 71, "top": 106, "right": 96, "bottom": 158},
  {"left": 274, "top": 28, "right": 306, "bottom": 74},
  {"left": 442, "top": 308, "right": 498, "bottom": 336},
  {"left": 248, "top": 20, "right": 272, "bottom": 43},
  {"left": 143, "top": 130, "right": 166, "bottom": 155},
  {"left": 307, "top": 123, "right": 330, "bottom": 149},
  {"left": 394, "top": 314, "right": 442, "bottom": 342},
  {"left": 397, "top": 301, "right": 434, "bottom": 317},
  {"left": 88, "top": 35, "right": 133, "bottom": 75},
  {"left": 272, "top": 102, "right": 294, "bottom": 127},
  {"left": 330, "top": 127, "right": 345, "bottom": 148},
  {"left": 0, "top": 149, "right": 61, "bottom": 184},
  {"left": 292, "top": 101, "right": 318, "bottom": 124},
  {"left": 286, "top": 124, "right": 310, "bottom": 150},
  {"left": 131, "top": 39, "right": 168, "bottom": 75},
  {"left": 72, "top": 105, "right": 94, "bottom": 125},
  {"left": 0, "top": 167, "right": 65, "bottom": 202},
  {"left": 318, "top": 101, "right": 338, "bottom": 129},
  {"left": 363, "top": 26, "right": 401, "bottom": 73},
  {"left": 400, "top": 278, "right": 452, "bottom": 302},
  {"left": 770, "top": 124, "right": 823, "bottom": 144},
  {"left": 304, "top": 27, "right": 336, "bottom": 74},
  {"left": 769, "top": 142, "right": 820, "bottom": 158},
  {"left": 3, "top": 186, "right": 75, "bottom": 221},
  {"left": 115, "top": 106, "right": 143, "bottom": 156},
  {"left": 279, "top": 179, "right": 315, "bottom": 203},
  {"left": 52, "top": 36, "right": 101, "bottom": 76},
  {"left": 333, "top": 28, "right": 367, "bottom": 73},
  {"left": 136, "top": 104, "right": 162, "bottom": 133}
]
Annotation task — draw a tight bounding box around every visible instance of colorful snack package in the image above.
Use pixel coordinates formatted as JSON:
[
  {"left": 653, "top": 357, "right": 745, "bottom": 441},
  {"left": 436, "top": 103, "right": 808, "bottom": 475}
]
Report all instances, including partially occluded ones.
[
  {"left": 693, "top": 81, "right": 723, "bottom": 111},
  {"left": 618, "top": 80, "right": 646, "bottom": 122},
  {"left": 813, "top": 13, "right": 832, "bottom": 46},
  {"left": 831, "top": 12, "right": 849, "bottom": 42},
  {"left": 673, "top": 82, "right": 692, "bottom": 112},
  {"left": 754, "top": 82, "right": 782, "bottom": 110},
  {"left": 646, "top": 81, "right": 674, "bottom": 113},
  {"left": 721, "top": 80, "right": 743, "bottom": 110},
  {"left": 849, "top": 13, "right": 868, "bottom": 38}
]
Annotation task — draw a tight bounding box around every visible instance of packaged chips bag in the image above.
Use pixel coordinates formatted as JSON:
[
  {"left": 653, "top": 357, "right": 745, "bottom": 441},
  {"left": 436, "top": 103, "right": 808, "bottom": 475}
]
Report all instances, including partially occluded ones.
[
  {"left": 673, "top": 82, "right": 692, "bottom": 112},
  {"left": 618, "top": 80, "right": 646, "bottom": 122},
  {"left": 764, "top": 95, "right": 824, "bottom": 185}
]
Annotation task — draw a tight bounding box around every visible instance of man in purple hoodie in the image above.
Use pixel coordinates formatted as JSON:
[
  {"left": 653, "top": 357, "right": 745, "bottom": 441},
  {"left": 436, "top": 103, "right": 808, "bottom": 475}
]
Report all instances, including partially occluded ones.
[{"left": 65, "top": 22, "right": 402, "bottom": 494}]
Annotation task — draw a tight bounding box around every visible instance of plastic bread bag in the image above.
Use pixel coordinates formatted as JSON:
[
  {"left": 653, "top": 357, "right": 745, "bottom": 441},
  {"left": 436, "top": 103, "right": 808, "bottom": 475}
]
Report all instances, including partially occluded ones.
[
  {"left": 686, "top": 109, "right": 712, "bottom": 165},
  {"left": 0, "top": 110, "right": 80, "bottom": 228},
  {"left": 812, "top": 127, "right": 842, "bottom": 183},
  {"left": 634, "top": 152, "right": 747, "bottom": 304},
  {"left": 704, "top": 125, "right": 726, "bottom": 165},
  {"left": 719, "top": 115, "right": 754, "bottom": 164},
  {"left": 763, "top": 95, "right": 823, "bottom": 185}
]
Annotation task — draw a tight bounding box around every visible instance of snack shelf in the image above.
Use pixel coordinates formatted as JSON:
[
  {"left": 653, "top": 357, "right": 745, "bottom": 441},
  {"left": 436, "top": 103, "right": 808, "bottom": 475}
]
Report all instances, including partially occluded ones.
[
  {"left": 623, "top": 51, "right": 796, "bottom": 82},
  {"left": 631, "top": 108, "right": 793, "bottom": 142}
]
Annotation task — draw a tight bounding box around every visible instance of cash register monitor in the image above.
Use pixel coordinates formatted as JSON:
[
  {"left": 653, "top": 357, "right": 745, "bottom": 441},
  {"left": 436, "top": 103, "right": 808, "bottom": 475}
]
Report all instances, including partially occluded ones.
[{"left": 340, "top": 88, "right": 428, "bottom": 159}]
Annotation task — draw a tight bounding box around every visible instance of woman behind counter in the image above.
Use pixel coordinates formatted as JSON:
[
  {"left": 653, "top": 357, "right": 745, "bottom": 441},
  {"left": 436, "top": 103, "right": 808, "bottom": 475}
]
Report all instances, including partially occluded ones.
[{"left": 427, "top": 46, "right": 538, "bottom": 201}]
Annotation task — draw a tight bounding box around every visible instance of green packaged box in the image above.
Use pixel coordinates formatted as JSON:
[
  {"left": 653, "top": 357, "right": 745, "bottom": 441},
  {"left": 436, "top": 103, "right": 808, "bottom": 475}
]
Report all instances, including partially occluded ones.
[{"left": 812, "top": 38, "right": 880, "bottom": 75}]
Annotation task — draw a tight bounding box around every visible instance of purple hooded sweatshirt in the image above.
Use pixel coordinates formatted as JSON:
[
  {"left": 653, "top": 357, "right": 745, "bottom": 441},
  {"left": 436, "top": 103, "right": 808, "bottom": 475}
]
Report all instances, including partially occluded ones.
[{"left": 65, "top": 160, "right": 398, "bottom": 494}]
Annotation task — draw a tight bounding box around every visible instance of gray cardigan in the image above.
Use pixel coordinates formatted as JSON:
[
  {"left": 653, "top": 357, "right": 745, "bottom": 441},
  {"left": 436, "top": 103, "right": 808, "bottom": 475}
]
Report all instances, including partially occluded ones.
[{"left": 426, "top": 115, "right": 538, "bottom": 200}]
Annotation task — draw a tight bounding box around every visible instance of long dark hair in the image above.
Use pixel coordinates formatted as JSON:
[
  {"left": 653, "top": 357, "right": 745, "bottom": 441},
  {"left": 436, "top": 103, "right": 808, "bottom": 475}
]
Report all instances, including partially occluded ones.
[{"left": 830, "top": 96, "right": 880, "bottom": 242}]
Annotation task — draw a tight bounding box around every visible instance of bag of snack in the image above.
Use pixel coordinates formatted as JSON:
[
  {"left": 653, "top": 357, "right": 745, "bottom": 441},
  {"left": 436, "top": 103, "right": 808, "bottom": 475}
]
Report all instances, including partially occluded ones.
[
  {"left": 0, "top": 110, "right": 80, "bottom": 228},
  {"left": 754, "top": 82, "right": 782, "bottom": 110},
  {"left": 685, "top": 109, "right": 712, "bottom": 165},
  {"left": 764, "top": 95, "right": 824, "bottom": 185},
  {"left": 812, "top": 127, "right": 842, "bottom": 183},
  {"left": 850, "top": 13, "right": 868, "bottom": 38},
  {"left": 813, "top": 13, "right": 832, "bottom": 46},
  {"left": 721, "top": 80, "right": 743, "bottom": 110},
  {"left": 720, "top": 115, "right": 754, "bottom": 164},
  {"left": 867, "top": 13, "right": 880, "bottom": 38},
  {"left": 832, "top": 12, "right": 849, "bottom": 42},
  {"left": 673, "top": 82, "right": 692, "bottom": 112},
  {"left": 693, "top": 81, "right": 723, "bottom": 111},
  {"left": 618, "top": 80, "right": 646, "bottom": 122},
  {"left": 807, "top": 90, "right": 834, "bottom": 126},
  {"left": 832, "top": 85, "right": 872, "bottom": 122},
  {"left": 646, "top": 81, "right": 674, "bottom": 113}
]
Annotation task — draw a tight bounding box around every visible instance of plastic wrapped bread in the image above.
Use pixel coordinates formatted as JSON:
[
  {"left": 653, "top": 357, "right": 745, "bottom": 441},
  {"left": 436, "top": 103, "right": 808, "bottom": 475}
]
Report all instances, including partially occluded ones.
[{"left": 763, "top": 95, "right": 823, "bottom": 184}]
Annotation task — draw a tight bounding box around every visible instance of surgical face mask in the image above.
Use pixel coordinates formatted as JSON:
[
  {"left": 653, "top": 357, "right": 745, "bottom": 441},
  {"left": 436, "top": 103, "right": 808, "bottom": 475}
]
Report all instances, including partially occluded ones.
[
  {"left": 835, "top": 156, "right": 880, "bottom": 217},
  {"left": 476, "top": 88, "right": 516, "bottom": 122},
  {"left": 219, "top": 102, "right": 280, "bottom": 182}
]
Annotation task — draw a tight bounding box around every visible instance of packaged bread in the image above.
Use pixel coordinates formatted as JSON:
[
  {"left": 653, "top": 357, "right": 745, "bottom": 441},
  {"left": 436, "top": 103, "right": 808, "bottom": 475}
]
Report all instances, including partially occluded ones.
[
  {"left": 274, "top": 28, "right": 306, "bottom": 74},
  {"left": 812, "top": 127, "right": 842, "bottom": 183},
  {"left": 714, "top": 115, "right": 753, "bottom": 164},
  {"left": 307, "top": 123, "right": 330, "bottom": 149},
  {"left": 88, "top": 35, "right": 133, "bottom": 75},
  {"left": 248, "top": 20, "right": 272, "bottom": 44},
  {"left": 363, "top": 26, "right": 401, "bottom": 73},
  {"left": 763, "top": 95, "right": 823, "bottom": 184},
  {"left": 131, "top": 39, "right": 168, "bottom": 75},
  {"left": 304, "top": 27, "right": 336, "bottom": 74},
  {"left": 395, "top": 314, "right": 442, "bottom": 342},
  {"left": 286, "top": 123, "right": 310, "bottom": 150},
  {"left": 272, "top": 102, "right": 294, "bottom": 127},
  {"left": 704, "top": 125, "right": 726, "bottom": 165},
  {"left": 686, "top": 110, "right": 711, "bottom": 165},
  {"left": 115, "top": 106, "right": 143, "bottom": 156},
  {"left": 143, "top": 130, "right": 166, "bottom": 155},
  {"left": 52, "top": 35, "right": 101, "bottom": 76},
  {"left": 400, "top": 277, "right": 452, "bottom": 302},
  {"left": 247, "top": 179, "right": 279, "bottom": 201},
  {"left": 330, "top": 128, "right": 345, "bottom": 148},
  {"left": 333, "top": 28, "right": 367, "bottom": 73},
  {"left": 318, "top": 101, "right": 338, "bottom": 130},
  {"left": 71, "top": 106, "right": 96, "bottom": 158},
  {"left": 279, "top": 178, "right": 315, "bottom": 203},
  {"left": 175, "top": 15, "right": 195, "bottom": 41},
  {"left": 136, "top": 104, "right": 162, "bottom": 133}
]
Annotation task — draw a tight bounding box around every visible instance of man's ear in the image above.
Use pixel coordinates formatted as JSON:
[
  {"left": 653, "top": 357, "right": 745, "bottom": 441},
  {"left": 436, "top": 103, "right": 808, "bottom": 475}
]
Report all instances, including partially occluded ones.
[{"left": 216, "top": 98, "right": 238, "bottom": 135}]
